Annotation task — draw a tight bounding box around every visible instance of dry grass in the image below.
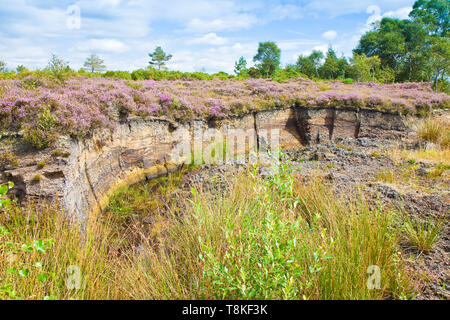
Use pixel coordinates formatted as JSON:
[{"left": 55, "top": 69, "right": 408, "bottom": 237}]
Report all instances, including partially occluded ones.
[
  {"left": 1, "top": 166, "right": 418, "bottom": 300},
  {"left": 0, "top": 202, "right": 121, "bottom": 299},
  {"left": 416, "top": 116, "right": 450, "bottom": 149}
]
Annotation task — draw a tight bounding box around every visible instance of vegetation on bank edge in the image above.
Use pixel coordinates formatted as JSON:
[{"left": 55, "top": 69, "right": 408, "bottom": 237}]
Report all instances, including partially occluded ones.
[
  {"left": 1, "top": 0, "right": 449, "bottom": 151},
  {"left": 1, "top": 74, "right": 448, "bottom": 151}
]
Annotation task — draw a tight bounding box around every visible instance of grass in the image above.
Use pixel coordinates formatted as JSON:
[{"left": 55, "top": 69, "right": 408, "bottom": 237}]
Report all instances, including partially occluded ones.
[
  {"left": 416, "top": 116, "right": 450, "bottom": 148},
  {"left": 403, "top": 149, "right": 450, "bottom": 164},
  {"left": 0, "top": 164, "right": 419, "bottom": 300},
  {"left": 0, "top": 202, "right": 118, "bottom": 299},
  {"left": 376, "top": 169, "right": 397, "bottom": 184},
  {"left": 402, "top": 215, "right": 445, "bottom": 253},
  {"left": 37, "top": 160, "right": 46, "bottom": 169}
]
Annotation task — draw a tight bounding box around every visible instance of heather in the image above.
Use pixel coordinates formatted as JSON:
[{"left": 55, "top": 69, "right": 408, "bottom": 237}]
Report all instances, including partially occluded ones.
[{"left": 0, "top": 76, "right": 448, "bottom": 148}]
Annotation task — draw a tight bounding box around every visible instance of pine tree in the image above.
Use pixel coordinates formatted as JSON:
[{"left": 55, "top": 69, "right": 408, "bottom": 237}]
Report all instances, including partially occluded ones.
[
  {"left": 83, "top": 54, "right": 106, "bottom": 73},
  {"left": 148, "top": 46, "right": 173, "bottom": 70}
]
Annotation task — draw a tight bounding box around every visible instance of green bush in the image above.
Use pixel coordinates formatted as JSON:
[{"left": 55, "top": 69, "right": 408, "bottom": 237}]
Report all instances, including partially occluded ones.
[
  {"left": 23, "top": 107, "right": 58, "bottom": 149},
  {"left": 103, "top": 71, "right": 132, "bottom": 80},
  {"left": 0, "top": 151, "right": 19, "bottom": 170},
  {"left": 343, "top": 78, "right": 354, "bottom": 84}
]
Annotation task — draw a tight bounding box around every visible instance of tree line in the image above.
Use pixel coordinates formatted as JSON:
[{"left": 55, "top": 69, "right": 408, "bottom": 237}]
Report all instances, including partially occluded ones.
[
  {"left": 0, "top": 0, "right": 447, "bottom": 91},
  {"left": 234, "top": 0, "right": 448, "bottom": 91}
]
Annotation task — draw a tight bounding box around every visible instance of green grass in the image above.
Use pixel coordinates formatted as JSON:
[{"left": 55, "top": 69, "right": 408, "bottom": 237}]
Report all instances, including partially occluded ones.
[
  {"left": 105, "top": 163, "right": 415, "bottom": 300},
  {"left": 1, "top": 164, "right": 418, "bottom": 300},
  {"left": 402, "top": 216, "right": 445, "bottom": 253}
]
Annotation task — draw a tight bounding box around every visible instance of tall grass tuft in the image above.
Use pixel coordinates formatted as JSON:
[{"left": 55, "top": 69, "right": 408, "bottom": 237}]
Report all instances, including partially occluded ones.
[
  {"left": 417, "top": 116, "right": 450, "bottom": 148},
  {"left": 402, "top": 215, "right": 445, "bottom": 253},
  {"left": 0, "top": 201, "right": 121, "bottom": 299}
]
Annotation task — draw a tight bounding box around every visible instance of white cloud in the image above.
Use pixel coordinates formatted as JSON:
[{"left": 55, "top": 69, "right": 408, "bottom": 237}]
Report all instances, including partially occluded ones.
[
  {"left": 322, "top": 30, "right": 338, "bottom": 41},
  {"left": 0, "top": 0, "right": 417, "bottom": 73},
  {"left": 183, "top": 14, "right": 258, "bottom": 33},
  {"left": 278, "top": 39, "right": 321, "bottom": 51},
  {"left": 270, "top": 4, "right": 303, "bottom": 20},
  {"left": 313, "top": 44, "right": 329, "bottom": 54},
  {"left": 76, "top": 39, "right": 128, "bottom": 53},
  {"left": 304, "top": 0, "right": 414, "bottom": 18},
  {"left": 169, "top": 42, "right": 258, "bottom": 73},
  {"left": 188, "top": 33, "right": 229, "bottom": 45},
  {"left": 362, "top": 5, "right": 412, "bottom": 32},
  {"left": 383, "top": 7, "right": 412, "bottom": 20}
]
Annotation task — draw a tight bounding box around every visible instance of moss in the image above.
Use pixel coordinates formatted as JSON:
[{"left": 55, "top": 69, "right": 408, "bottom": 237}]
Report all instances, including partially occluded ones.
[
  {"left": 32, "top": 174, "right": 42, "bottom": 182},
  {"left": 51, "top": 150, "right": 63, "bottom": 157},
  {"left": 370, "top": 151, "right": 381, "bottom": 158},
  {"left": 37, "top": 160, "right": 46, "bottom": 169}
]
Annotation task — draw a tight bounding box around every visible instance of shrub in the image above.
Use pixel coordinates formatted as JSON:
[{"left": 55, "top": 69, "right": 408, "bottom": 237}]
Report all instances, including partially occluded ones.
[
  {"left": 0, "top": 182, "right": 13, "bottom": 211},
  {"left": 103, "top": 71, "right": 132, "bottom": 80},
  {"left": 0, "top": 151, "right": 19, "bottom": 170},
  {"left": 51, "top": 150, "right": 63, "bottom": 157},
  {"left": 343, "top": 78, "right": 354, "bottom": 84},
  {"left": 32, "top": 174, "right": 42, "bottom": 182},
  {"left": 130, "top": 69, "right": 151, "bottom": 80},
  {"left": 45, "top": 54, "right": 72, "bottom": 84},
  {"left": 23, "top": 107, "right": 58, "bottom": 149}
]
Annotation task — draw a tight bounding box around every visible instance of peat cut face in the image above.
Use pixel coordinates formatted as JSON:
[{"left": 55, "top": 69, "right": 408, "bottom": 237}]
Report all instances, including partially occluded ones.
[{"left": 0, "top": 107, "right": 410, "bottom": 221}]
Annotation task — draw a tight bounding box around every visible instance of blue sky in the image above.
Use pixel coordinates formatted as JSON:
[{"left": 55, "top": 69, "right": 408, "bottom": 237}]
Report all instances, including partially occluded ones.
[{"left": 0, "top": 0, "right": 416, "bottom": 73}]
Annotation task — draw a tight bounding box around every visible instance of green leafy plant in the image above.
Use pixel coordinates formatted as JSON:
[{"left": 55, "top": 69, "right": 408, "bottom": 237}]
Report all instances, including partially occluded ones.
[{"left": 0, "top": 181, "right": 14, "bottom": 211}]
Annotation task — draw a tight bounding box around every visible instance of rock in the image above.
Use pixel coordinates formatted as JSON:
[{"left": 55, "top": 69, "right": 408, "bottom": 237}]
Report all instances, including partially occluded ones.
[
  {"left": 425, "top": 142, "right": 437, "bottom": 150},
  {"left": 372, "top": 182, "right": 403, "bottom": 199},
  {"left": 0, "top": 107, "right": 413, "bottom": 221}
]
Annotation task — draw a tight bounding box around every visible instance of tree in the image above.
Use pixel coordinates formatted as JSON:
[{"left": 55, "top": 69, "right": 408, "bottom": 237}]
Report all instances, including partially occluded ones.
[
  {"left": 148, "top": 46, "right": 172, "bottom": 70},
  {"left": 296, "top": 50, "right": 324, "bottom": 79},
  {"left": 234, "top": 56, "right": 248, "bottom": 76},
  {"left": 83, "top": 53, "right": 106, "bottom": 73},
  {"left": 16, "top": 65, "right": 27, "bottom": 73},
  {"left": 46, "top": 54, "right": 70, "bottom": 83},
  {"left": 296, "top": 55, "right": 315, "bottom": 78},
  {"left": 0, "top": 60, "right": 6, "bottom": 73},
  {"left": 337, "top": 56, "right": 350, "bottom": 79},
  {"left": 428, "top": 36, "right": 450, "bottom": 92},
  {"left": 355, "top": 18, "right": 408, "bottom": 77},
  {"left": 253, "top": 41, "right": 281, "bottom": 77},
  {"left": 247, "top": 67, "right": 261, "bottom": 78},
  {"left": 350, "top": 53, "right": 381, "bottom": 82},
  {"left": 401, "top": 19, "right": 430, "bottom": 81},
  {"left": 409, "top": 0, "right": 449, "bottom": 37},
  {"left": 319, "top": 47, "right": 340, "bottom": 79}
]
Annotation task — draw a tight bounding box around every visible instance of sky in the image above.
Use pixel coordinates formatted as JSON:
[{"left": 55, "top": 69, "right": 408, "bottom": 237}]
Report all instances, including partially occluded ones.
[{"left": 0, "top": 0, "right": 417, "bottom": 74}]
